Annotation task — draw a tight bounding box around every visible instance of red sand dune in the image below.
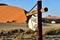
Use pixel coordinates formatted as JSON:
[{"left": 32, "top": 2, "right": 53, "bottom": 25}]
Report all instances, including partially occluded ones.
[
  {"left": 45, "top": 16, "right": 60, "bottom": 20},
  {"left": 0, "top": 6, "right": 27, "bottom": 23}
]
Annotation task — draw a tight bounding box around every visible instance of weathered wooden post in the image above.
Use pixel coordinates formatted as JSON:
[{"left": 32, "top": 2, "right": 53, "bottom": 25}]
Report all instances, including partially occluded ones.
[{"left": 37, "top": 0, "right": 42, "bottom": 40}]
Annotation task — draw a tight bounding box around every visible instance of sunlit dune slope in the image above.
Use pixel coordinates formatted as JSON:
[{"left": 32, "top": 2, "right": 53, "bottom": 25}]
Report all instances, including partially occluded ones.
[{"left": 0, "top": 5, "right": 27, "bottom": 23}]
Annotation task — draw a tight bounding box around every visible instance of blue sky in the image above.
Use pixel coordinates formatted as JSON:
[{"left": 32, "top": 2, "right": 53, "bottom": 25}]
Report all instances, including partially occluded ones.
[
  {"left": 0, "top": 0, "right": 60, "bottom": 17},
  {"left": 42, "top": 0, "right": 60, "bottom": 17}
]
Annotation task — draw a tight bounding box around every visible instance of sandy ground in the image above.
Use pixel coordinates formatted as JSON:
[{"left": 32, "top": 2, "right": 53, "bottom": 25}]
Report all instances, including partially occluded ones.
[
  {"left": 0, "top": 23, "right": 60, "bottom": 40},
  {"left": 0, "top": 23, "right": 38, "bottom": 40},
  {"left": 42, "top": 23, "right": 60, "bottom": 35},
  {"left": 42, "top": 23, "right": 60, "bottom": 40}
]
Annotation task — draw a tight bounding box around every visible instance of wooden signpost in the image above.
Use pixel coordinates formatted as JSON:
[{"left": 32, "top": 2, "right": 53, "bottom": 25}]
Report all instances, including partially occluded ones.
[
  {"left": 37, "top": 0, "right": 48, "bottom": 40},
  {"left": 37, "top": 0, "right": 42, "bottom": 40}
]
